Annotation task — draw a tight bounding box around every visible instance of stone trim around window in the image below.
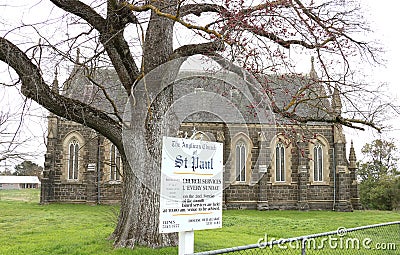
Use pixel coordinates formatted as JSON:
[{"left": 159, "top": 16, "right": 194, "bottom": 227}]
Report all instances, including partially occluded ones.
[
  {"left": 103, "top": 140, "right": 123, "bottom": 183},
  {"left": 269, "top": 134, "right": 292, "bottom": 185},
  {"left": 62, "top": 131, "right": 85, "bottom": 183},
  {"left": 308, "top": 135, "right": 330, "bottom": 185},
  {"left": 230, "top": 133, "right": 253, "bottom": 185}
]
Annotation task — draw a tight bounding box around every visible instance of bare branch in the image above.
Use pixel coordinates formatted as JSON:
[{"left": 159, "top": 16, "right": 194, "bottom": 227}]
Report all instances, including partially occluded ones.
[
  {"left": 50, "top": 0, "right": 106, "bottom": 32},
  {"left": 125, "top": 3, "right": 224, "bottom": 40},
  {"left": 0, "top": 37, "right": 123, "bottom": 148},
  {"left": 86, "top": 75, "right": 124, "bottom": 124}
]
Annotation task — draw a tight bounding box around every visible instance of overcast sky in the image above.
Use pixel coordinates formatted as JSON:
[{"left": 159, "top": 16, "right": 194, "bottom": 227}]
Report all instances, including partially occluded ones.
[
  {"left": 0, "top": 1, "right": 399, "bottom": 170},
  {"left": 344, "top": 0, "right": 400, "bottom": 161}
]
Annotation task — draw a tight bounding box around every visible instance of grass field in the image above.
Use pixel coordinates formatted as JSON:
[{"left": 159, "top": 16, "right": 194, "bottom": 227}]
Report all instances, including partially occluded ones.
[{"left": 0, "top": 189, "right": 399, "bottom": 254}]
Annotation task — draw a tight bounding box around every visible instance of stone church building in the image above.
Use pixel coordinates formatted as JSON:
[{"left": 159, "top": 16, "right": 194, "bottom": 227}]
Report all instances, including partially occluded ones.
[{"left": 41, "top": 57, "right": 361, "bottom": 212}]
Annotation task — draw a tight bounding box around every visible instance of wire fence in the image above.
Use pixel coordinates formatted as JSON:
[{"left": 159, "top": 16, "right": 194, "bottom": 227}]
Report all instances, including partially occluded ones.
[{"left": 192, "top": 221, "right": 399, "bottom": 255}]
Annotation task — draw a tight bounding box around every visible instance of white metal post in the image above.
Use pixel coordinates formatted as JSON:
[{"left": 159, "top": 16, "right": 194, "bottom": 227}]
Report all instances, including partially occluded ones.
[{"left": 178, "top": 230, "right": 194, "bottom": 255}]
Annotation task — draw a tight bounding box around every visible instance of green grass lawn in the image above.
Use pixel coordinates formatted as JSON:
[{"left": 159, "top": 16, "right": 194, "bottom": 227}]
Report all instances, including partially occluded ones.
[{"left": 0, "top": 189, "right": 399, "bottom": 254}]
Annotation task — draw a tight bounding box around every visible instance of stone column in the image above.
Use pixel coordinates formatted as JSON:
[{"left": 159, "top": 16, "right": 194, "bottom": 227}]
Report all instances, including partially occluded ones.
[
  {"left": 297, "top": 142, "right": 309, "bottom": 211},
  {"left": 41, "top": 112, "right": 58, "bottom": 204},
  {"left": 348, "top": 141, "right": 361, "bottom": 210},
  {"left": 257, "top": 132, "right": 269, "bottom": 210},
  {"left": 41, "top": 152, "right": 54, "bottom": 204},
  {"left": 298, "top": 166, "right": 309, "bottom": 210},
  {"left": 336, "top": 166, "right": 353, "bottom": 212},
  {"left": 84, "top": 163, "right": 98, "bottom": 204},
  {"left": 333, "top": 128, "right": 353, "bottom": 211}
]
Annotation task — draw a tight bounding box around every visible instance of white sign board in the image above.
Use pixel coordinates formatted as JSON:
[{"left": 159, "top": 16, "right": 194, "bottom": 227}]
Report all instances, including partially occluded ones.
[{"left": 159, "top": 136, "right": 223, "bottom": 233}]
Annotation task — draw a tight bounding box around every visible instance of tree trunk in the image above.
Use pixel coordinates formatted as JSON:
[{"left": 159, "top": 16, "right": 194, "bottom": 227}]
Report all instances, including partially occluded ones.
[
  {"left": 111, "top": 158, "right": 178, "bottom": 248},
  {"left": 111, "top": 84, "right": 179, "bottom": 248},
  {"left": 110, "top": 58, "right": 184, "bottom": 249},
  {"left": 110, "top": 1, "right": 182, "bottom": 248}
]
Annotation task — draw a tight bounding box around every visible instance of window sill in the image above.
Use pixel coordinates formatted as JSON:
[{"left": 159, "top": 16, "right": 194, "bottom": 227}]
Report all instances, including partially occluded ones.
[
  {"left": 310, "top": 181, "right": 330, "bottom": 186},
  {"left": 231, "top": 181, "right": 249, "bottom": 186},
  {"left": 271, "top": 181, "right": 292, "bottom": 186}
]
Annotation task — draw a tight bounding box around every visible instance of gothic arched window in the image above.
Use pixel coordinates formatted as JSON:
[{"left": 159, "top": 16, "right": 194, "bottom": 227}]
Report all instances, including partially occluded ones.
[
  {"left": 235, "top": 141, "right": 246, "bottom": 182},
  {"left": 270, "top": 135, "right": 292, "bottom": 184},
  {"left": 275, "top": 143, "right": 285, "bottom": 182},
  {"left": 313, "top": 142, "right": 323, "bottom": 182},
  {"left": 68, "top": 139, "right": 79, "bottom": 180}
]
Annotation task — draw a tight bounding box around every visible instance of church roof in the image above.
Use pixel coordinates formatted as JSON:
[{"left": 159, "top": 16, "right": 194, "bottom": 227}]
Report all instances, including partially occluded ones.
[
  {"left": 60, "top": 58, "right": 336, "bottom": 125},
  {"left": 258, "top": 73, "right": 332, "bottom": 124},
  {"left": 62, "top": 66, "right": 127, "bottom": 121},
  {"left": 172, "top": 69, "right": 332, "bottom": 125}
]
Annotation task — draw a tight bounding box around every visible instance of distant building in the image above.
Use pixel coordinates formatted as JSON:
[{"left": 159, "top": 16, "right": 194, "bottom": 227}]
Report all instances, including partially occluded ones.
[
  {"left": 41, "top": 55, "right": 361, "bottom": 211},
  {"left": 0, "top": 176, "right": 41, "bottom": 190}
]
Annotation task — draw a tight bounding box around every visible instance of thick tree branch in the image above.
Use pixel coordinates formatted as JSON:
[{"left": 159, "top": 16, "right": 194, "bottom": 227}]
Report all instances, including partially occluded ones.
[
  {"left": 99, "top": 30, "right": 140, "bottom": 92},
  {"left": 179, "top": 3, "right": 225, "bottom": 17},
  {"left": 50, "top": 0, "right": 139, "bottom": 92},
  {"left": 179, "top": 0, "right": 291, "bottom": 17},
  {"left": 50, "top": 0, "right": 107, "bottom": 32},
  {"left": 113, "top": 0, "right": 139, "bottom": 25},
  {"left": 177, "top": 1, "right": 333, "bottom": 50},
  {"left": 170, "top": 41, "right": 225, "bottom": 60},
  {"left": 101, "top": 1, "right": 141, "bottom": 92},
  {"left": 125, "top": 3, "right": 224, "bottom": 40},
  {"left": 0, "top": 37, "right": 123, "bottom": 149}
]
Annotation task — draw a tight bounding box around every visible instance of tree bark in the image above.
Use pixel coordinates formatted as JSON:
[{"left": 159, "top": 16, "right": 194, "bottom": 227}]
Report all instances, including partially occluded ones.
[
  {"left": 111, "top": 156, "right": 178, "bottom": 248},
  {"left": 112, "top": 59, "right": 183, "bottom": 247},
  {"left": 111, "top": 0, "right": 181, "bottom": 244}
]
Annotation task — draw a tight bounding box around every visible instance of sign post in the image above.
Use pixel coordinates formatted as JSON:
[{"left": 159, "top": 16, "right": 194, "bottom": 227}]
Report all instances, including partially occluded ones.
[
  {"left": 178, "top": 231, "right": 194, "bottom": 255},
  {"left": 159, "top": 136, "right": 223, "bottom": 254}
]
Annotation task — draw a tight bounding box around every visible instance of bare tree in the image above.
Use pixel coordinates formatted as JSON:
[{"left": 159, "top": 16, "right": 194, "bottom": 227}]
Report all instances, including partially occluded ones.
[
  {"left": 0, "top": 112, "right": 19, "bottom": 163},
  {"left": 0, "top": 107, "right": 43, "bottom": 165},
  {"left": 0, "top": 0, "right": 396, "bottom": 249},
  {"left": 0, "top": 112, "right": 17, "bottom": 163}
]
